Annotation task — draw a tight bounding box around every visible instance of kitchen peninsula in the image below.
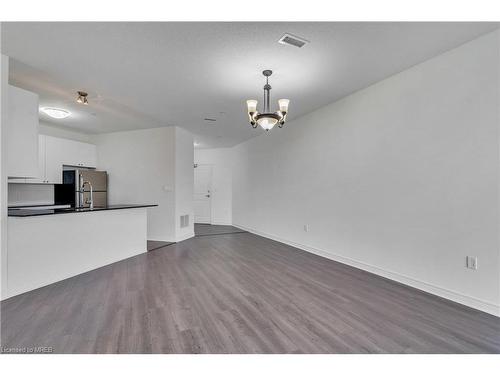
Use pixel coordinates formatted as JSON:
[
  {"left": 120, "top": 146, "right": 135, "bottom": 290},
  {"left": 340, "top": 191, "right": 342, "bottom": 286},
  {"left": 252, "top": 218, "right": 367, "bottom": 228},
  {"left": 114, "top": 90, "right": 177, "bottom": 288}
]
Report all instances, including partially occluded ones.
[{"left": 3, "top": 204, "right": 157, "bottom": 299}]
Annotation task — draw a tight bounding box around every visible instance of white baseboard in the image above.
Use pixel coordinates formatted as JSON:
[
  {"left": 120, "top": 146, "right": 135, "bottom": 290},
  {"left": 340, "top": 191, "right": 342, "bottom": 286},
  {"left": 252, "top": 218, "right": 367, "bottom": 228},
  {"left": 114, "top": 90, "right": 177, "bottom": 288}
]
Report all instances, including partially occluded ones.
[
  {"left": 211, "top": 220, "right": 232, "bottom": 226},
  {"left": 149, "top": 231, "right": 194, "bottom": 243},
  {"left": 148, "top": 236, "right": 176, "bottom": 243},
  {"left": 175, "top": 231, "right": 195, "bottom": 243},
  {"left": 233, "top": 223, "right": 500, "bottom": 317},
  {"left": 194, "top": 220, "right": 233, "bottom": 226}
]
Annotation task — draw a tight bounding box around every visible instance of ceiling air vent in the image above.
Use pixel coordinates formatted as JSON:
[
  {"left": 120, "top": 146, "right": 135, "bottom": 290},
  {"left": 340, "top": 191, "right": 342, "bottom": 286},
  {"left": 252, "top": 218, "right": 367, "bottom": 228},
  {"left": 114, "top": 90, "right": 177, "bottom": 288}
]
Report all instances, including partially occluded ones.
[{"left": 278, "top": 33, "right": 308, "bottom": 48}]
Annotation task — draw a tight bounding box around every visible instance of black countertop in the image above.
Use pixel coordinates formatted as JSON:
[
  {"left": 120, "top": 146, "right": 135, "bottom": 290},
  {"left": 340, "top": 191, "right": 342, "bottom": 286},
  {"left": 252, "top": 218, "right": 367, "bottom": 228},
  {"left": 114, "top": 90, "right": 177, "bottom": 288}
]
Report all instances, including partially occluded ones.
[{"left": 8, "top": 204, "right": 158, "bottom": 217}]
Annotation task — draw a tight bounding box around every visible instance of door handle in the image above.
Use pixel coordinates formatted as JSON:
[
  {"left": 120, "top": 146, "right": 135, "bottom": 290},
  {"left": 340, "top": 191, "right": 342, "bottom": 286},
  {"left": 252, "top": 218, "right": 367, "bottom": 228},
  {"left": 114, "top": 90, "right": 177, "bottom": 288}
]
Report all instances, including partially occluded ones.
[{"left": 205, "top": 194, "right": 210, "bottom": 198}]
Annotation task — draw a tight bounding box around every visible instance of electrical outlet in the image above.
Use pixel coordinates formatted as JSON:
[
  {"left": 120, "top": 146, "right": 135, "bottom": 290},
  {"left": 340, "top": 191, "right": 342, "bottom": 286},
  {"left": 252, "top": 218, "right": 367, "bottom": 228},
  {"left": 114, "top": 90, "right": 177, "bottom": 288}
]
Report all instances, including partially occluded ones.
[
  {"left": 466, "top": 256, "right": 478, "bottom": 270},
  {"left": 303, "top": 224, "right": 309, "bottom": 232}
]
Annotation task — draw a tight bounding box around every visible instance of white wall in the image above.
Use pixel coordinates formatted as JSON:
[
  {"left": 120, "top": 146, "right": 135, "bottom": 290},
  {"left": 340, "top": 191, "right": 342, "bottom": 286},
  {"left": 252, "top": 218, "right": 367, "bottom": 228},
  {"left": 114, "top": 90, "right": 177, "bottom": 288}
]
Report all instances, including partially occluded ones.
[
  {"left": 94, "top": 127, "right": 176, "bottom": 242},
  {"left": 0, "top": 52, "right": 9, "bottom": 298},
  {"left": 175, "top": 127, "right": 195, "bottom": 240},
  {"left": 94, "top": 126, "right": 194, "bottom": 243},
  {"left": 194, "top": 148, "right": 232, "bottom": 225},
  {"left": 39, "top": 121, "right": 93, "bottom": 143},
  {"left": 232, "top": 31, "right": 500, "bottom": 316}
]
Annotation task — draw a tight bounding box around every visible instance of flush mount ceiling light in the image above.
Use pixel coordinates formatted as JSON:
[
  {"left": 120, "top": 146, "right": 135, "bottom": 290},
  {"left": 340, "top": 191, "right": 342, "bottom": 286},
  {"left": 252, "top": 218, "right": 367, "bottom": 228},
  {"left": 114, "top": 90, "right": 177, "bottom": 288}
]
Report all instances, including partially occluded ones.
[
  {"left": 246, "top": 70, "right": 289, "bottom": 131},
  {"left": 41, "top": 107, "right": 71, "bottom": 119},
  {"left": 76, "top": 91, "right": 89, "bottom": 105}
]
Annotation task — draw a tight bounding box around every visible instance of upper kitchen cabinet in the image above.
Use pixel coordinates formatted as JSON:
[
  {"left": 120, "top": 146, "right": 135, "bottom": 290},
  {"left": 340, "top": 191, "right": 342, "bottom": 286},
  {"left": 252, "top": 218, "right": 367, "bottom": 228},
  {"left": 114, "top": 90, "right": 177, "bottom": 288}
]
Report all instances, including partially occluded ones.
[
  {"left": 11, "top": 136, "right": 98, "bottom": 184},
  {"left": 52, "top": 137, "right": 97, "bottom": 168},
  {"left": 6, "top": 85, "right": 39, "bottom": 179},
  {"left": 43, "top": 135, "right": 63, "bottom": 184},
  {"left": 44, "top": 136, "right": 97, "bottom": 184},
  {"left": 77, "top": 142, "right": 97, "bottom": 168}
]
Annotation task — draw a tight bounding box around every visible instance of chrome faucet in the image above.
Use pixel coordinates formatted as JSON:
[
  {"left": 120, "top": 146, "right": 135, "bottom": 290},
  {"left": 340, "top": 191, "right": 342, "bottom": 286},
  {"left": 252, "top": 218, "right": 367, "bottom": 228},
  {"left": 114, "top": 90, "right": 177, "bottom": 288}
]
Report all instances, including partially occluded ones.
[{"left": 81, "top": 180, "right": 94, "bottom": 210}]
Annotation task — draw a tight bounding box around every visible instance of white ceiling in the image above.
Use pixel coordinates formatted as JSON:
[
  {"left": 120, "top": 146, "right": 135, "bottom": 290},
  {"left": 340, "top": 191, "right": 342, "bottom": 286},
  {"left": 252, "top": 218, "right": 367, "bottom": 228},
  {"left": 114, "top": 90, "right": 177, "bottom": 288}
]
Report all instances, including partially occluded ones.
[{"left": 1, "top": 22, "right": 498, "bottom": 148}]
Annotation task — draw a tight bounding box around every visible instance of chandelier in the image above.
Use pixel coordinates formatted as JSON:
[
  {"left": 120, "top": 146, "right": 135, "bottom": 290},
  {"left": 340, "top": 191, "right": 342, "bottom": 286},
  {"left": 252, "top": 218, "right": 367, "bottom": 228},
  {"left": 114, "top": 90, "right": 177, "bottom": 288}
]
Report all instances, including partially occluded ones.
[{"left": 246, "top": 70, "right": 289, "bottom": 131}]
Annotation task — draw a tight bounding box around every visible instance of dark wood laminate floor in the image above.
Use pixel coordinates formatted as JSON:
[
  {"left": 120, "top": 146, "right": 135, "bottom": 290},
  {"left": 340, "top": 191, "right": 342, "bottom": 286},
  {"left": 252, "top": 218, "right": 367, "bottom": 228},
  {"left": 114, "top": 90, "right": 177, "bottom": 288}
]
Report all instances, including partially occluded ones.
[
  {"left": 194, "top": 223, "right": 247, "bottom": 237},
  {"left": 1, "top": 230, "right": 499, "bottom": 354}
]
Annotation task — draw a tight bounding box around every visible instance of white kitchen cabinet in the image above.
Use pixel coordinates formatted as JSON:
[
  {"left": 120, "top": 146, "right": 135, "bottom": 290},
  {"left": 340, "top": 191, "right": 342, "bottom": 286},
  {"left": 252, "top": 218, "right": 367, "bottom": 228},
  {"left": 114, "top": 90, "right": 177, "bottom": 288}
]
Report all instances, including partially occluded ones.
[
  {"left": 27, "top": 135, "right": 48, "bottom": 184},
  {"left": 44, "top": 136, "right": 65, "bottom": 184},
  {"left": 9, "top": 135, "right": 97, "bottom": 184},
  {"left": 76, "top": 142, "right": 97, "bottom": 168},
  {"left": 11, "top": 135, "right": 62, "bottom": 184},
  {"left": 7, "top": 178, "right": 27, "bottom": 183},
  {"left": 38, "top": 135, "right": 47, "bottom": 182},
  {"left": 57, "top": 138, "right": 97, "bottom": 168},
  {"left": 44, "top": 136, "right": 97, "bottom": 181},
  {"left": 40, "top": 135, "right": 65, "bottom": 184},
  {"left": 5, "top": 85, "right": 39, "bottom": 179}
]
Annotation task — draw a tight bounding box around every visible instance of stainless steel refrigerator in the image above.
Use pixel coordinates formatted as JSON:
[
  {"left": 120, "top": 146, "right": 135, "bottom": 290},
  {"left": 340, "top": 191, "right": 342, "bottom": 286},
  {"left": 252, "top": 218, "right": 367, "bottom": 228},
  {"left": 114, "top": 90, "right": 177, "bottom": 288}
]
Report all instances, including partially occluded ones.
[{"left": 55, "top": 169, "right": 108, "bottom": 208}]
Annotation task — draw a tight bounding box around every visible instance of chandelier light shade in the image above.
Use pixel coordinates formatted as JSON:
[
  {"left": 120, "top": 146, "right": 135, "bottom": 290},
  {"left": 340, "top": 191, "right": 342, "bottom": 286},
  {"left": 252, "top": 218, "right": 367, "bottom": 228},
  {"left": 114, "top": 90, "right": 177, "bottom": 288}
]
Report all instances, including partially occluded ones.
[
  {"left": 246, "top": 70, "right": 289, "bottom": 131},
  {"left": 278, "top": 99, "right": 290, "bottom": 112},
  {"left": 246, "top": 99, "right": 258, "bottom": 113}
]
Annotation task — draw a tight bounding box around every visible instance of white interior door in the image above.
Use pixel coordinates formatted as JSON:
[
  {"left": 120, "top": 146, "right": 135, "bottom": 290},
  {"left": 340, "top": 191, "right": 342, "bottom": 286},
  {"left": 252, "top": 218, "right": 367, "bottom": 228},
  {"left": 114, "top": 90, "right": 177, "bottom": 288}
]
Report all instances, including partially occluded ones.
[{"left": 194, "top": 165, "right": 212, "bottom": 224}]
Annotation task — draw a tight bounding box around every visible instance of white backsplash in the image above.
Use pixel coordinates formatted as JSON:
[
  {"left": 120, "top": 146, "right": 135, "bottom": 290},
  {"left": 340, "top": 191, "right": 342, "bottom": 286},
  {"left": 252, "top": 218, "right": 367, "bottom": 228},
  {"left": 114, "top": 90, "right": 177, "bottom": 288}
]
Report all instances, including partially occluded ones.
[{"left": 8, "top": 183, "right": 54, "bottom": 207}]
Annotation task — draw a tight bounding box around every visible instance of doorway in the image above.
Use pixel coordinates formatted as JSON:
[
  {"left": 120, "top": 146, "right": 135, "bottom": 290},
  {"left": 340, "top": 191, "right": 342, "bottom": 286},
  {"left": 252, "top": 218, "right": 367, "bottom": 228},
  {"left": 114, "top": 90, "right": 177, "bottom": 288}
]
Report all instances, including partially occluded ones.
[{"left": 194, "top": 164, "right": 212, "bottom": 223}]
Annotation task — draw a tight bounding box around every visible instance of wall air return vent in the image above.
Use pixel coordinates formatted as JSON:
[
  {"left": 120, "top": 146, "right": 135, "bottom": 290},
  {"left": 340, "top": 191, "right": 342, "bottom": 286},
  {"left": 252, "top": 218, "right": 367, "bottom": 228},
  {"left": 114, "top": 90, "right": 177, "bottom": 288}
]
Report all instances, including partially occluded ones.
[
  {"left": 180, "top": 214, "right": 189, "bottom": 228},
  {"left": 278, "top": 33, "right": 308, "bottom": 48}
]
